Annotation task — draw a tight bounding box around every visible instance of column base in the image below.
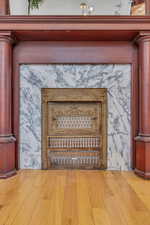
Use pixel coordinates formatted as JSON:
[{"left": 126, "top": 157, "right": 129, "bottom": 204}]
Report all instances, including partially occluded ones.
[
  {"left": 134, "top": 136, "right": 150, "bottom": 179},
  {"left": 0, "top": 136, "right": 16, "bottom": 179},
  {"left": 134, "top": 168, "right": 150, "bottom": 179},
  {"left": 0, "top": 169, "right": 17, "bottom": 179}
]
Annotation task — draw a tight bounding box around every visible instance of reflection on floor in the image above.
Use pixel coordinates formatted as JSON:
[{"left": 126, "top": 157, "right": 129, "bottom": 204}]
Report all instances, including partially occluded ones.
[{"left": 0, "top": 170, "right": 150, "bottom": 225}]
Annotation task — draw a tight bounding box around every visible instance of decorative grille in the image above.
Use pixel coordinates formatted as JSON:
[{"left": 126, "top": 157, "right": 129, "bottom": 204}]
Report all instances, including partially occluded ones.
[
  {"left": 47, "top": 136, "right": 100, "bottom": 168},
  {"left": 48, "top": 136, "right": 100, "bottom": 149},
  {"left": 56, "top": 116, "right": 92, "bottom": 129},
  {"left": 48, "top": 150, "right": 100, "bottom": 168}
]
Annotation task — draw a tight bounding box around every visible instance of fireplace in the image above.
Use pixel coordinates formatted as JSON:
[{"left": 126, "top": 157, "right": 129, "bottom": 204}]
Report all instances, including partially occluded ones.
[
  {"left": 41, "top": 88, "right": 107, "bottom": 169},
  {"left": 1, "top": 16, "right": 150, "bottom": 178}
]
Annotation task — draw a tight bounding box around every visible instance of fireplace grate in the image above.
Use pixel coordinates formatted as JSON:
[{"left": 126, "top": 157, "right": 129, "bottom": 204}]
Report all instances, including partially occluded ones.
[
  {"left": 47, "top": 136, "right": 101, "bottom": 169},
  {"left": 48, "top": 152, "right": 100, "bottom": 169}
]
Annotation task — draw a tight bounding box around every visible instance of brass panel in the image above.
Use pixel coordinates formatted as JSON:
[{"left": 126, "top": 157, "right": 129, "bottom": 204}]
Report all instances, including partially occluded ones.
[
  {"left": 42, "top": 88, "right": 107, "bottom": 170},
  {"left": 42, "top": 88, "right": 107, "bottom": 102}
]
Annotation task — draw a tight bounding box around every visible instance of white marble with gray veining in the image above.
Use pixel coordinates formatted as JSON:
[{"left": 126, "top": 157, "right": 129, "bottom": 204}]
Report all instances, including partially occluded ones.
[{"left": 20, "top": 64, "right": 131, "bottom": 170}]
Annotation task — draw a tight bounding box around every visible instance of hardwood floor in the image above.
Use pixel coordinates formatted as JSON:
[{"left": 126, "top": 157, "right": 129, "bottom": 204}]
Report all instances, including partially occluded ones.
[{"left": 0, "top": 170, "right": 150, "bottom": 225}]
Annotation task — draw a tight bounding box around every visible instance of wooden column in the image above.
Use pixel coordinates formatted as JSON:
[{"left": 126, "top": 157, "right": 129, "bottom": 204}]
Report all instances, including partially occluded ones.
[
  {"left": 135, "top": 32, "right": 150, "bottom": 179},
  {"left": 0, "top": 32, "right": 16, "bottom": 178},
  {"left": 0, "top": 0, "right": 10, "bottom": 15}
]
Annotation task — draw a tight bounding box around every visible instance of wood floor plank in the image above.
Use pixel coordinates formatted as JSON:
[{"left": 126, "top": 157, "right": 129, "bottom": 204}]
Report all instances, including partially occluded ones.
[
  {"left": 27, "top": 171, "right": 57, "bottom": 225},
  {"left": 0, "top": 171, "right": 40, "bottom": 225},
  {"left": 76, "top": 171, "right": 94, "bottom": 225},
  {"left": 92, "top": 208, "right": 111, "bottom": 225},
  {"left": 103, "top": 172, "right": 147, "bottom": 225},
  {"left": 10, "top": 171, "right": 53, "bottom": 225},
  {"left": 62, "top": 170, "right": 78, "bottom": 225},
  {"left": 0, "top": 170, "right": 150, "bottom": 225},
  {"left": 122, "top": 172, "right": 150, "bottom": 214}
]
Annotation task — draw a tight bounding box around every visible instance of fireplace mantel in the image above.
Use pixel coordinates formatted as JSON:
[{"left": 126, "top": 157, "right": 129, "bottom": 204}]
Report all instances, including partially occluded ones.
[
  {"left": 0, "top": 16, "right": 150, "bottom": 41},
  {"left": 0, "top": 16, "right": 150, "bottom": 178}
]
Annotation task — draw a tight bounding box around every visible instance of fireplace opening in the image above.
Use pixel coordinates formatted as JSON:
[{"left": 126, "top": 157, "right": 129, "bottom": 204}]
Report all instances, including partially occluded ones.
[{"left": 42, "top": 88, "right": 107, "bottom": 169}]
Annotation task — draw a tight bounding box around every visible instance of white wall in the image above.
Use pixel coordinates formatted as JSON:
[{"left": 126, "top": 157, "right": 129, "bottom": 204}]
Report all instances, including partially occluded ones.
[{"left": 9, "top": 0, "right": 132, "bottom": 15}]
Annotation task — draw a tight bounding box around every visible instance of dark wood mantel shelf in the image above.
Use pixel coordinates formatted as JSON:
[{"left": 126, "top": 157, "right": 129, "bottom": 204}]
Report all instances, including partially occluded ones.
[
  {"left": 0, "top": 16, "right": 150, "bottom": 41},
  {"left": 0, "top": 15, "right": 150, "bottom": 179}
]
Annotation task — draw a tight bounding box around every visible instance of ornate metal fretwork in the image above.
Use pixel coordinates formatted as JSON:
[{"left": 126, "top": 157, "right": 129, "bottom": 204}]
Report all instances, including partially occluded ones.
[
  {"left": 48, "top": 102, "right": 99, "bottom": 134},
  {"left": 47, "top": 136, "right": 101, "bottom": 168},
  {"left": 48, "top": 151, "right": 100, "bottom": 169},
  {"left": 48, "top": 136, "right": 100, "bottom": 149},
  {"left": 56, "top": 116, "right": 92, "bottom": 129}
]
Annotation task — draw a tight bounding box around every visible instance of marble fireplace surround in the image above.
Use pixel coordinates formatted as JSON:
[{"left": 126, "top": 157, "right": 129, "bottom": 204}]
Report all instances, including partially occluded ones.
[{"left": 20, "top": 64, "right": 131, "bottom": 170}]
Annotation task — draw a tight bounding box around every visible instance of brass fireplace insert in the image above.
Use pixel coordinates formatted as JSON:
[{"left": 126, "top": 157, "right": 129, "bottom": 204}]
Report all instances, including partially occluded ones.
[{"left": 42, "top": 88, "right": 107, "bottom": 169}]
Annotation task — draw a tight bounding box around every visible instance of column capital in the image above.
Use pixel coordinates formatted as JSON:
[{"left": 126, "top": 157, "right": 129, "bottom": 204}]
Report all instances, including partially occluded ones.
[
  {"left": 134, "top": 32, "right": 150, "bottom": 44},
  {"left": 0, "top": 31, "right": 16, "bottom": 44}
]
